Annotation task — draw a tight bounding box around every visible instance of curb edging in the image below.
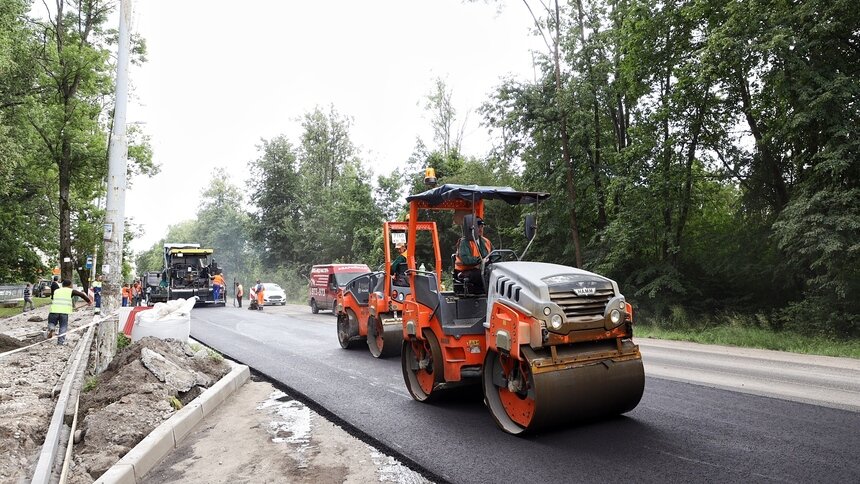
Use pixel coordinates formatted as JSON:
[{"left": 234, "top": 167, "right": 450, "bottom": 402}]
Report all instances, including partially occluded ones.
[{"left": 95, "top": 360, "right": 250, "bottom": 484}]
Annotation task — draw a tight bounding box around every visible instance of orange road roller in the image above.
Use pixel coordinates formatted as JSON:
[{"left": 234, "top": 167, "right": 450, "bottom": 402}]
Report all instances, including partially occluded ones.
[
  {"left": 336, "top": 221, "right": 441, "bottom": 358},
  {"left": 399, "top": 183, "right": 644, "bottom": 434}
]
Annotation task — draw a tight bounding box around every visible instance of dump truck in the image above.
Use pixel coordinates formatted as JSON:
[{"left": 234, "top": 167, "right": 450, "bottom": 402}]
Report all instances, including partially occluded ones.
[
  {"left": 336, "top": 220, "right": 441, "bottom": 358},
  {"left": 160, "top": 243, "right": 225, "bottom": 306},
  {"left": 399, "top": 184, "right": 644, "bottom": 434}
]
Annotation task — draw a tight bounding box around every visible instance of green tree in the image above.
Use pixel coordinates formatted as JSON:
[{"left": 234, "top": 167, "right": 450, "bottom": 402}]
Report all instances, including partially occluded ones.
[
  {"left": 0, "top": 0, "right": 50, "bottom": 282},
  {"left": 20, "top": 0, "right": 154, "bottom": 285},
  {"left": 248, "top": 135, "right": 301, "bottom": 265},
  {"left": 196, "top": 168, "right": 255, "bottom": 284},
  {"left": 25, "top": 0, "right": 114, "bottom": 281}
]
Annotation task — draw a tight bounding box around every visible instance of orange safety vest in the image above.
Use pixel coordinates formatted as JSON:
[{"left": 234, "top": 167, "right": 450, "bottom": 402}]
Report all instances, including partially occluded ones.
[
  {"left": 121, "top": 287, "right": 130, "bottom": 298},
  {"left": 213, "top": 274, "right": 225, "bottom": 286},
  {"left": 454, "top": 237, "right": 492, "bottom": 271}
]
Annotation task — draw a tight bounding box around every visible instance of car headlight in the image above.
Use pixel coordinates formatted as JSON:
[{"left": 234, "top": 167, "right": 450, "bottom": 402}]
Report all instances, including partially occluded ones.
[
  {"left": 618, "top": 300, "right": 625, "bottom": 309},
  {"left": 550, "top": 314, "right": 563, "bottom": 329},
  {"left": 543, "top": 306, "right": 551, "bottom": 316},
  {"left": 610, "top": 309, "right": 621, "bottom": 324}
]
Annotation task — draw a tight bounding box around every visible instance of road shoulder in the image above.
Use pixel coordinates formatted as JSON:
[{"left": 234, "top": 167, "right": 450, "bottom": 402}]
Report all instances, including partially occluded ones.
[{"left": 141, "top": 377, "right": 430, "bottom": 484}]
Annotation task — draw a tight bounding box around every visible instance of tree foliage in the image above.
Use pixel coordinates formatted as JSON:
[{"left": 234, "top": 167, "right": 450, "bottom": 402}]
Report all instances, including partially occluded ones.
[
  {"left": 0, "top": 0, "right": 155, "bottom": 287},
  {"left": 32, "top": 0, "right": 855, "bottom": 339},
  {"left": 479, "top": 0, "right": 859, "bottom": 336}
]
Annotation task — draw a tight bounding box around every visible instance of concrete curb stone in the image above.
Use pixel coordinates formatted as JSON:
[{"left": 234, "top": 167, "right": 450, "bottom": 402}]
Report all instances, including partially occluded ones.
[{"left": 95, "top": 360, "right": 250, "bottom": 483}]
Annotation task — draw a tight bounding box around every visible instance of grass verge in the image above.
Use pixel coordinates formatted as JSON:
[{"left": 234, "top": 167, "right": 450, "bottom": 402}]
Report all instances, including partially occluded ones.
[
  {"left": 635, "top": 324, "right": 860, "bottom": 359},
  {"left": 0, "top": 298, "right": 52, "bottom": 319}
]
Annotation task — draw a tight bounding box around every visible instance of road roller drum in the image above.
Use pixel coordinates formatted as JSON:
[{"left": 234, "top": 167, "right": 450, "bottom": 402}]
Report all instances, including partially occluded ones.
[
  {"left": 367, "top": 316, "right": 404, "bottom": 358},
  {"left": 483, "top": 340, "right": 645, "bottom": 434}
]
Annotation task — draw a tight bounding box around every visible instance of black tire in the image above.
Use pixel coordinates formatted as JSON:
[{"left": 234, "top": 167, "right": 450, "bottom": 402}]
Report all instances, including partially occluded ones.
[
  {"left": 311, "top": 299, "right": 319, "bottom": 314},
  {"left": 337, "top": 309, "right": 360, "bottom": 349},
  {"left": 331, "top": 300, "right": 338, "bottom": 314}
]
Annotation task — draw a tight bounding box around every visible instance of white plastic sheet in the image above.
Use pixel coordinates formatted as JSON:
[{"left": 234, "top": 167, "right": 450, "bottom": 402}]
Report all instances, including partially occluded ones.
[{"left": 130, "top": 297, "right": 197, "bottom": 343}]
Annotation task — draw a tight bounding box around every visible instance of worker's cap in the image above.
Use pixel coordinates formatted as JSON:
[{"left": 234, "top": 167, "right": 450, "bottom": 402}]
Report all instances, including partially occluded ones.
[
  {"left": 395, "top": 242, "right": 406, "bottom": 249},
  {"left": 476, "top": 218, "right": 485, "bottom": 225}
]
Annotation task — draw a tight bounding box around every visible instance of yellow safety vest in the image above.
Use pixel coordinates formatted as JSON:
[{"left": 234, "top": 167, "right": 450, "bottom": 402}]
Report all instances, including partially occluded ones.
[{"left": 50, "top": 287, "right": 74, "bottom": 314}]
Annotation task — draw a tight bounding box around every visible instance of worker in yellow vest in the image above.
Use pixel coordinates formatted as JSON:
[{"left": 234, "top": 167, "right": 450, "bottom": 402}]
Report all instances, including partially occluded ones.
[{"left": 48, "top": 280, "right": 92, "bottom": 345}]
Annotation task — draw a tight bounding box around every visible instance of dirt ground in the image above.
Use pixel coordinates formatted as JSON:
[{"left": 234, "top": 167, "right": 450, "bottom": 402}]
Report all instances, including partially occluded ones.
[
  {"left": 0, "top": 305, "right": 230, "bottom": 483},
  {"left": 0, "top": 303, "right": 85, "bottom": 483},
  {"left": 1, "top": 306, "right": 431, "bottom": 484},
  {"left": 67, "top": 337, "right": 231, "bottom": 483},
  {"left": 142, "top": 379, "right": 431, "bottom": 484}
]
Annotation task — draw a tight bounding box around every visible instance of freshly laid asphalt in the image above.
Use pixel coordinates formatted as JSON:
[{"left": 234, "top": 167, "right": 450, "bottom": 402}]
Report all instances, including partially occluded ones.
[{"left": 190, "top": 304, "right": 860, "bottom": 484}]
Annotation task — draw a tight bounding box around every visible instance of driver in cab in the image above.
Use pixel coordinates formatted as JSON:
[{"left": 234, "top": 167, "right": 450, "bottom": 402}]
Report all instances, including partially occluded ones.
[{"left": 454, "top": 217, "right": 493, "bottom": 292}]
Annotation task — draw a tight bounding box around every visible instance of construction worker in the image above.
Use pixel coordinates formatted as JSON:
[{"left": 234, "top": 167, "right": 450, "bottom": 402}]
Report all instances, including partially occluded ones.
[
  {"left": 454, "top": 217, "right": 493, "bottom": 293},
  {"left": 390, "top": 242, "right": 408, "bottom": 286},
  {"left": 210, "top": 270, "right": 225, "bottom": 302},
  {"left": 235, "top": 281, "right": 244, "bottom": 308},
  {"left": 255, "top": 280, "right": 264, "bottom": 310},
  {"left": 121, "top": 283, "right": 130, "bottom": 307},
  {"left": 47, "top": 280, "right": 91, "bottom": 345},
  {"left": 92, "top": 275, "right": 102, "bottom": 314},
  {"left": 131, "top": 280, "right": 142, "bottom": 306},
  {"left": 49, "top": 276, "right": 59, "bottom": 299}
]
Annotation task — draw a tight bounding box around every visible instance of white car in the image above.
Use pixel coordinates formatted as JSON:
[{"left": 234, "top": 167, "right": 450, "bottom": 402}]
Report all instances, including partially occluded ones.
[{"left": 262, "top": 283, "right": 286, "bottom": 306}]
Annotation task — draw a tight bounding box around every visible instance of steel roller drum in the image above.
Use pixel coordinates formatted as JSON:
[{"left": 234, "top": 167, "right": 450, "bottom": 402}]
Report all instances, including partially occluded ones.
[
  {"left": 483, "top": 340, "right": 645, "bottom": 435},
  {"left": 367, "top": 316, "right": 403, "bottom": 358}
]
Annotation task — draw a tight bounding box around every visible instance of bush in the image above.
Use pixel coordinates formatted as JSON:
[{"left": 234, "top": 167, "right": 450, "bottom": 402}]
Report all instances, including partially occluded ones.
[
  {"left": 83, "top": 377, "right": 98, "bottom": 392},
  {"left": 116, "top": 333, "right": 131, "bottom": 350}
]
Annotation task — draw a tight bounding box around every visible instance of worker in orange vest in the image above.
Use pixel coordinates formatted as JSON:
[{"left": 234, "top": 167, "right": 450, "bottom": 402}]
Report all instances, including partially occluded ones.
[
  {"left": 210, "top": 270, "right": 225, "bottom": 302},
  {"left": 255, "top": 280, "right": 265, "bottom": 310},
  {"left": 121, "top": 283, "right": 131, "bottom": 307},
  {"left": 131, "top": 280, "right": 142, "bottom": 306},
  {"left": 454, "top": 217, "right": 493, "bottom": 292}
]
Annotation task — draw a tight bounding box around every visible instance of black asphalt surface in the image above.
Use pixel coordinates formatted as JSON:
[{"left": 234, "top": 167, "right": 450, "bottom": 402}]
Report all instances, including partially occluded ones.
[{"left": 191, "top": 306, "right": 860, "bottom": 484}]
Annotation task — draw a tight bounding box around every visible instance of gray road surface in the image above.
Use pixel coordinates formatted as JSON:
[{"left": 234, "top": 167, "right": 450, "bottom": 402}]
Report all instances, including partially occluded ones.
[{"left": 191, "top": 304, "right": 860, "bottom": 484}]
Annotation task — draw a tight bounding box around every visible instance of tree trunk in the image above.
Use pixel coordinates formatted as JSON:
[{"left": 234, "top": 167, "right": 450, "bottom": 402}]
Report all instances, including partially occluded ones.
[
  {"left": 660, "top": 72, "right": 673, "bottom": 262},
  {"left": 738, "top": 71, "right": 789, "bottom": 211},
  {"left": 672, "top": 105, "right": 703, "bottom": 266},
  {"left": 553, "top": 0, "right": 583, "bottom": 268},
  {"left": 59, "top": 138, "right": 73, "bottom": 281},
  {"left": 575, "top": 0, "right": 607, "bottom": 230}
]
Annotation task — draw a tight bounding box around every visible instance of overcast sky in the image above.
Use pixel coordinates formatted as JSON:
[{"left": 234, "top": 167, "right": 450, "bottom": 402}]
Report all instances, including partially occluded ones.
[{"left": 123, "top": 1, "right": 542, "bottom": 252}]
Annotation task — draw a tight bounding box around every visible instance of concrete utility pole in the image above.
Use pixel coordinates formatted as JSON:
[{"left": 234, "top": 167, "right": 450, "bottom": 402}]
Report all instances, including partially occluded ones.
[{"left": 96, "top": 0, "right": 132, "bottom": 373}]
